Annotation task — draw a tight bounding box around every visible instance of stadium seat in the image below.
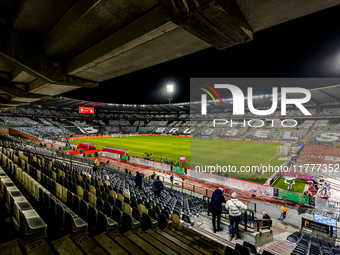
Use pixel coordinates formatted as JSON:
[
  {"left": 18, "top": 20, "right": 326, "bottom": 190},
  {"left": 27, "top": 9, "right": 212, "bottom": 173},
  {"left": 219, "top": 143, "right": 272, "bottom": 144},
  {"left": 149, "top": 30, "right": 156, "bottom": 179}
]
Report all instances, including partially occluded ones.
[
  {"left": 89, "top": 192, "right": 97, "bottom": 208},
  {"left": 98, "top": 211, "right": 117, "bottom": 231},
  {"left": 235, "top": 243, "right": 250, "bottom": 255},
  {"left": 158, "top": 214, "right": 172, "bottom": 229},
  {"left": 141, "top": 212, "right": 157, "bottom": 230},
  {"left": 122, "top": 211, "right": 140, "bottom": 231},
  {"left": 104, "top": 201, "right": 113, "bottom": 218},
  {"left": 112, "top": 206, "right": 122, "bottom": 225},
  {"left": 65, "top": 210, "right": 87, "bottom": 236},
  {"left": 262, "top": 250, "right": 275, "bottom": 255},
  {"left": 88, "top": 204, "right": 98, "bottom": 226},
  {"left": 182, "top": 214, "right": 194, "bottom": 226},
  {"left": 132, "top": 207, "right": 141, "bottom": 221},
  {"left": 61, "top": 186, "right": 67, "bottom": 203},
  {"left": 139, "top": 204, "right": 148, "bottom": 214},
  {"left": 115, "top": 199, "right": 122, "bottom": 211},
  {"left": 97, "top": 197, "right": 104, "bottom": 211},
  {"left": 243, "top": 241, "right": 258, "bottom": 255},
  {"left": 225, "top": 246, "right": 241, "bottom": 255},
  {"left": 20, "top": 209, "right": 47, "bottom": 238},
  {"left": 77, "top": 186, "right": 83, "bottom": 199}
]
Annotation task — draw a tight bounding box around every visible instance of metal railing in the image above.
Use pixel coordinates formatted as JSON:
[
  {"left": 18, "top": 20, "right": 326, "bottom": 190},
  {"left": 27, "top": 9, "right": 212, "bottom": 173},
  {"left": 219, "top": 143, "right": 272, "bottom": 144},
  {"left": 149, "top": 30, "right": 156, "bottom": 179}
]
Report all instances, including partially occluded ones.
[{"left": 203, "top": 195, "right": 272, "bottom": 232}]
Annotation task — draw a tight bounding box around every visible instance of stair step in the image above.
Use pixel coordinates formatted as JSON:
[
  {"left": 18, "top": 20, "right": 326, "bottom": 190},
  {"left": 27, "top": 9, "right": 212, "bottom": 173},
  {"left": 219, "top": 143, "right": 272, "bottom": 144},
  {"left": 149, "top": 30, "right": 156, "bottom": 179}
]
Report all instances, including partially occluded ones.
[
  {"left": 53, "top": 236, "right": 86, "bottom": 255},
  {"left": 124, "top": 230, "right": 164, "bottom": 255},
  {"left": 25, "top": 237, "right": 59, "bottom": 255},
  {"left": 164, "top": 227, "right": 214, "bottom": 254},
  {"left": 135, "top": 230, "right": 179, "bottom": 255},
  {"left": 190, "top": 226, "right": 233, "bottom": 248},
  {"left": 154, "top": 228, "right": 205, "bottom": 255},
  {"left": 109, "top": 231, "right": 148, "bottom": 255},
  {"left": 73, "top": 233, "right": 110, "bottom": 255},
  {"left": 0, "top": 239, "right": 25, "bottom": 255},
  {"left": 174, "top": 227, "right": 224, "bottom": 253},
  {"left": 93, "top": 233, "right": 127, "bottom": 255},
  {"left": 146, "top": 229, "right": 192, "bottom": 255}
]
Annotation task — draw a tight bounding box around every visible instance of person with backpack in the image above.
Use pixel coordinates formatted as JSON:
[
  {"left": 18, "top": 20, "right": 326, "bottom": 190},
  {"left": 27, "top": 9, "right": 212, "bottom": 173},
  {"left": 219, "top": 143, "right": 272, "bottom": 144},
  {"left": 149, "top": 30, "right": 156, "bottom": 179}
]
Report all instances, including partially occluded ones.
[
  {"left": 225, "top": 192, "right": 247, "bottom": 241},
  {"left": 209, "top": 188, "right": 226, "bottom": 233},
  {"left": 153, "top": 176, "right": 164, "bottom": 197}
]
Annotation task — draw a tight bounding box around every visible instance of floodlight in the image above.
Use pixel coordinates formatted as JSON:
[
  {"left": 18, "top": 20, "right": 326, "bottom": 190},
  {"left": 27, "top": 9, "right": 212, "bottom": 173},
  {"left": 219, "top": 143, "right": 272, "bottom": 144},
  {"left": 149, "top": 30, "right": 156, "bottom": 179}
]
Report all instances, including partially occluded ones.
[
  {"left": 167, "top": 84, "right": 174, "bottom": 93},
  {"left": 167, "top": 84, "right": 174, "bottom": 104}
]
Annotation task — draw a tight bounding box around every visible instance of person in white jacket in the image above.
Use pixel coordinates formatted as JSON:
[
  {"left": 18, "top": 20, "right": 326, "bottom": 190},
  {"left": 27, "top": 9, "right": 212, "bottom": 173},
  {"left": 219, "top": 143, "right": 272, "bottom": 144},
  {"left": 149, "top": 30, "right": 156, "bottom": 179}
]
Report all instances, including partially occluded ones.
[{"left": 225, "top": 192, "right": 247, "bottom": 241}]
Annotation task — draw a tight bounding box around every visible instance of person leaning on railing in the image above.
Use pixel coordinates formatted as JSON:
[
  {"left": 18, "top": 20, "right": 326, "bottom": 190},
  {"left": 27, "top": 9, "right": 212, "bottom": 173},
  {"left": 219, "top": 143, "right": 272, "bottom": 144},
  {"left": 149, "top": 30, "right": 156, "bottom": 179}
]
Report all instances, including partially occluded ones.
[{"left": 225, "top": 192, "right": 247, "bottom": 241}]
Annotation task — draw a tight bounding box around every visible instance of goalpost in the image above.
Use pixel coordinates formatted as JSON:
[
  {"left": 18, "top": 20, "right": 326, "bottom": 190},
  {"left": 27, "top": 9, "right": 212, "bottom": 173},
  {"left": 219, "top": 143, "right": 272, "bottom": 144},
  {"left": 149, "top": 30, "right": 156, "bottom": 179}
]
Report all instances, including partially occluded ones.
[{"left": 277, "top": 143, "right": 291, "bottom": 156}]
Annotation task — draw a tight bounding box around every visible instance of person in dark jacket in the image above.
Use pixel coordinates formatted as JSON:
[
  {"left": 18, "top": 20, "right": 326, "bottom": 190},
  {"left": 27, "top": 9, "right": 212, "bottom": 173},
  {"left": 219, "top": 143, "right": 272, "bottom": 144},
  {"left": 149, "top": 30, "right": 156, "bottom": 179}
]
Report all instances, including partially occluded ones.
[
  {"left": 153, "top": 176, "right": 164, "bottom": 197},
  {"left": 262, "top": 211, "right": 271, "bottom": 219},
  {"left": 209, "top": 188, "right": 226, "bottom": 233},
  {"left": 134, "top": 171, "right": 143, "bottom": 189}
]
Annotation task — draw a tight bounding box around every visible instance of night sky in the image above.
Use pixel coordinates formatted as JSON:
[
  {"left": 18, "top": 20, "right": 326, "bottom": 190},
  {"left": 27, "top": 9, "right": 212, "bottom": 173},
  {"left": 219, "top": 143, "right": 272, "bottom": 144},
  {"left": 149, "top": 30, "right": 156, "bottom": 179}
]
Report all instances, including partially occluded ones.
[{"left": 63, "top": 5, "right": 340, "bottom": 104}]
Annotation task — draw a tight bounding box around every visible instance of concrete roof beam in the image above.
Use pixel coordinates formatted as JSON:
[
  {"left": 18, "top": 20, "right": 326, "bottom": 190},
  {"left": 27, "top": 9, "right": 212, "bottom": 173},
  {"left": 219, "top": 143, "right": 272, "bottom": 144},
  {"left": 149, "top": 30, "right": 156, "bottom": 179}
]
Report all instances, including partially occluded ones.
[{"left": 0, "top": 22, "right": 98, "bottom": 88}]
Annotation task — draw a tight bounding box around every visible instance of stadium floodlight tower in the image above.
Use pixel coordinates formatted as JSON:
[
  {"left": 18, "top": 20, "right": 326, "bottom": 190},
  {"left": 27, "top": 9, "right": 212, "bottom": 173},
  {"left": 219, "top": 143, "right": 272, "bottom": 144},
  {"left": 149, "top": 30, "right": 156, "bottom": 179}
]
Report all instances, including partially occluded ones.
[{"left": 167, "top": 84, "right": 174, "bottom": 104}]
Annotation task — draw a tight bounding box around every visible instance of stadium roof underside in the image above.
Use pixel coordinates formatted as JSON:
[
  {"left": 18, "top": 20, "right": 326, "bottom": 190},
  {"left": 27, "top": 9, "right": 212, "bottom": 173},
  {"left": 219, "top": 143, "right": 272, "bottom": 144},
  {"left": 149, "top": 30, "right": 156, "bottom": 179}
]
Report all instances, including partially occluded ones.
[
  {"left": 25, "top": 84, "right": 340, "bottom": 114},
  {"left": 0, "top": 0, "right": 339, "bottom": 111}
]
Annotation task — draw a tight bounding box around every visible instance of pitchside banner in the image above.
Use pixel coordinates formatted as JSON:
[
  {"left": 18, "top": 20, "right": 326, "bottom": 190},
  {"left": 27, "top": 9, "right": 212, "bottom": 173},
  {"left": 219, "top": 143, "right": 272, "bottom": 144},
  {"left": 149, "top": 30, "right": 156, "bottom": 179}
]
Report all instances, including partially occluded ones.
[{"left": 190, "top": 78, "right": 340, "bottom": 183}]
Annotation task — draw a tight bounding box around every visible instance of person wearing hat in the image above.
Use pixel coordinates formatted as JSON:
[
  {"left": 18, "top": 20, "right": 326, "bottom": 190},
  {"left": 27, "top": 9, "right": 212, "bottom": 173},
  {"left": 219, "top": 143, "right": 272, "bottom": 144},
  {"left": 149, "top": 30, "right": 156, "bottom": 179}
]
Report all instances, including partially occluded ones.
[
  {"left": 209, "top": 187, "right": 226, "bottom": 233},
  {"left": 225, "top": 192, "right": 247, "bottom": 240},
  {"left": 134, "top": 171, "right": 143, "bottom": 189}
]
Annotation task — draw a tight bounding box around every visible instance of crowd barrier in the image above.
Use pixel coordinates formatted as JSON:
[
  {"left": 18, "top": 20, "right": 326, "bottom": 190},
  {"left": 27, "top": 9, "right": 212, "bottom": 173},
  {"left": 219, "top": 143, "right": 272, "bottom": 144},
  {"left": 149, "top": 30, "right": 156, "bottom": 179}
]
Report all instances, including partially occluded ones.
[
  {"left": 186, "top": 169, "right": 268, "bottom": 193},
  {"left": 67, "top": 134, "right": 190, "bottom": 140},
  {"left": 315, "top": 198, "right": 340, "bottom": 214},
  {"left": 129, "top": 157, "right": 171, "bottom": 171},
  {"left": 214, "top": 138, "right": 285, "bottom": 145}
]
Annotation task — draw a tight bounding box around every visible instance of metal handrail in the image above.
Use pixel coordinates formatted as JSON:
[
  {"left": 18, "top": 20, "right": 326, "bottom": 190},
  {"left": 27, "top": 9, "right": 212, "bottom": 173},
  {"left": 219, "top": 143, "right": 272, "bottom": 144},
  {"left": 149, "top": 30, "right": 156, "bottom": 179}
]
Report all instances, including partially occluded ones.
[{"left": 203, "top": 195, "right": 271, "bottom": 232}]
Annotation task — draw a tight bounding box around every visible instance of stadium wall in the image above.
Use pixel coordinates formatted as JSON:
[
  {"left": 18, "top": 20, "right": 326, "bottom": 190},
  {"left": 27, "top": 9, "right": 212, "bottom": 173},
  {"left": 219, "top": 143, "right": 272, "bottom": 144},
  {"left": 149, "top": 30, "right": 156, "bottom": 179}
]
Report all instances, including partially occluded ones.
[{"left": 9, "top": 128, "right": 36, "bottom": 139}]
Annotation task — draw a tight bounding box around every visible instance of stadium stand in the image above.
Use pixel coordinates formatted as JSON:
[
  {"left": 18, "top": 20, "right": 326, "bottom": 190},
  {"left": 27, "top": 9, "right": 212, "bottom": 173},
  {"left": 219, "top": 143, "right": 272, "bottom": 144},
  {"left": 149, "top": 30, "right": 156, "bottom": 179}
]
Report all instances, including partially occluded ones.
[{"left": 1, "top": 137, "right": 250, "bottom": 255}]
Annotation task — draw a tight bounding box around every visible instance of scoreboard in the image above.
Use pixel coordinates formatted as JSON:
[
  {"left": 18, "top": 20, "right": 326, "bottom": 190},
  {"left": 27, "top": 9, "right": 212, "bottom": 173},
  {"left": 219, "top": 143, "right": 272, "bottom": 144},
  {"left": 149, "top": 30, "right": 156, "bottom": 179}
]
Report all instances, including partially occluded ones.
[{"left": 79, "top": 107, "right": 94, "bottom": 114}]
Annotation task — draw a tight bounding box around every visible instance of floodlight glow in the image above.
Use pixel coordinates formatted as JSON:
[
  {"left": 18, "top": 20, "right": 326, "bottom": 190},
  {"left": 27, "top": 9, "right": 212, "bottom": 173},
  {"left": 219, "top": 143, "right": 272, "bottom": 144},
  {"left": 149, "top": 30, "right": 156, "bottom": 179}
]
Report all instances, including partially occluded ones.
[{"left": 167, "top": 84, "right": 174, "bottom": 93}]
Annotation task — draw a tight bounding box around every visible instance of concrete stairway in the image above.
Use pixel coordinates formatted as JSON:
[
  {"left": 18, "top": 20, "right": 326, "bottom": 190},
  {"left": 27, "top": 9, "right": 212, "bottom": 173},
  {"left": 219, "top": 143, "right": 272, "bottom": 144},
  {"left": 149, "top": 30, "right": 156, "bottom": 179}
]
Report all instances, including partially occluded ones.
[{"left": 0, "top": 225, "right": 223, "bottom": 255}]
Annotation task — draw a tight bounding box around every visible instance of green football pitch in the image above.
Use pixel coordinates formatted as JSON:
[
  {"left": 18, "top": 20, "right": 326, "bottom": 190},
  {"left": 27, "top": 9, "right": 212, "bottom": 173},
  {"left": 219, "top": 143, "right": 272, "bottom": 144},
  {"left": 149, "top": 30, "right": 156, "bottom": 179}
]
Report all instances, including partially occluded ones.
[
  {"left": 272, "top": 177, "right": 306, "bottom": 194},
  {"left": 71, "top": 136, "right": 284, "bottom": 182}
]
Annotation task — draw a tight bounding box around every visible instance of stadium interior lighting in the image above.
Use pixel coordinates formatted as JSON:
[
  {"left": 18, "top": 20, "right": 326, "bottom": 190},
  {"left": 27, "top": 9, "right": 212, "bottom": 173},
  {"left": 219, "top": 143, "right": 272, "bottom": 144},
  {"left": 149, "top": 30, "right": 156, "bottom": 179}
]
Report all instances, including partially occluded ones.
[{"left": 167, "top": 84, "right": 174, "bottom": 104}]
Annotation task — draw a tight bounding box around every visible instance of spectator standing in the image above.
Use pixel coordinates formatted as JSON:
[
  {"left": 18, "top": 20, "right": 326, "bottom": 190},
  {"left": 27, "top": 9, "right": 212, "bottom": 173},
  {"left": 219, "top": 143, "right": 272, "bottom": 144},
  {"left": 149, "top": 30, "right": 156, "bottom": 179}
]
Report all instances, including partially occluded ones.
[
  {"left": 209, "top": 188, "right": 226, "bottom": 233},
  {"left": 153, "top": 176, "right": 164, "bottom": 197},
  {"left": 281, "top": 204, "right": 287, "bottom": 219},
  {"left": 125, "top": 167, "right": 128, "bottom": 174},
  {"left": 151, "top": 172, "right": 156, "bottom": 180},
  {"left": 225, "top": 192, "right": 247, "bottom": 240},
  {"left": 134, "top": 171, "right": 143, "bottom": 189},
  {"left": 170, "top": 174, "right": 174, "bottom": 188}
]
